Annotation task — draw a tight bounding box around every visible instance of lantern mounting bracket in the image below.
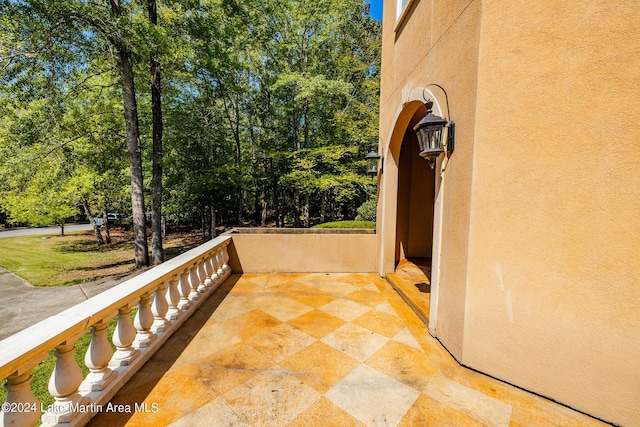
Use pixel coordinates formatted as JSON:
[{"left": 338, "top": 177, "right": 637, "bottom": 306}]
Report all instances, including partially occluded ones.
[{"left": 413, "top": 83, "right": 455, "bottom": 169}]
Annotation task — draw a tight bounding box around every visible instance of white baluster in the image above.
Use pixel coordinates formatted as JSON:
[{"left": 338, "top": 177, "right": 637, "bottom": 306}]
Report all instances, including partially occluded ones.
[
  {"left": 41, "top": 340, "right": 89, "bottom": 424},
  {"left": 152, "top": 281, "right": 170, "bottom": 333},
  {"left": 208, "top": 250, "right": 219, "bottom": 287},
  {"left": 196, "top": 260, "right": 207, "bottom": 294},
  {"left": 222, "top": 245, "right": 231, "bottom": 275},
  {"left": 80, "top": 320, "right": 116, "bottom": 392},
  {"left": 166, "top": 275, "right": 181, "bottom": 321},
  {"left": 188, "top": 264, "right": 199, "bottom": 302},
  {"left": 134, "top": 293, "right": 156, "bottom": 348},
  {"left": 177, "top": 269, "right": 191, "bottom": 311},
  {"left": 201, "top": 257, "right": 213, "bottom": 290},
  {"left": 215, "top": 249, "right": 224, "bottom": 278},
  {"left": 1, "top": 372, "right": 40, "bottom": 427},
  {"left": 110, "top": 306, "right": 139, "bottom": 367}
]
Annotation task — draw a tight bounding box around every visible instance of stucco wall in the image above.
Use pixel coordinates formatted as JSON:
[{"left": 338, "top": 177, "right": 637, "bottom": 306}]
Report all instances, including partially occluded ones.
[
  {"left": 379, "top": 0, "right": 480, "bottom": 363},
  {"left": 228, "top": 232, "right": 379, "bottom": 273},
  {"left": 379, "top": 0, "right": 640, "bottom": 425},
  {"left": 463, "top": 1, "right": 640, "bottom": 425}
]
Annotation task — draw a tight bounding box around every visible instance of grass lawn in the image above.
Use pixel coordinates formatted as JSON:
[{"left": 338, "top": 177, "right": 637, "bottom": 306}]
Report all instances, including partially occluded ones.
[{"left": 0, "top": 229, "right": 202, "bottom": 287}]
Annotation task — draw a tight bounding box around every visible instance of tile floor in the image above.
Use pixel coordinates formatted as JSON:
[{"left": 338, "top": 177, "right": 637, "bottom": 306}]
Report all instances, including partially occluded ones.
[{"left": 88, "top": 273, "right": 609, "bottom": 427}]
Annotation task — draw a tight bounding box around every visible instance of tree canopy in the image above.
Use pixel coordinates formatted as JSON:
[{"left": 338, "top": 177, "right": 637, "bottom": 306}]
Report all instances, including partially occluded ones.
[{"left": 0, "top": 0, "right": 381, "bottom": 242}]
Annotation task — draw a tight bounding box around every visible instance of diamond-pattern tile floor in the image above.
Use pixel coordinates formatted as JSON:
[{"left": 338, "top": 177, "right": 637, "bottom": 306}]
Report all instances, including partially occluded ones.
[{"left": 89, "top": 273, "right": 608, "bottom": 427}]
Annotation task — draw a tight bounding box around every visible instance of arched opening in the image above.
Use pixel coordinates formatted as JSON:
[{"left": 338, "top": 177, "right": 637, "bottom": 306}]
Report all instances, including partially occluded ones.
[
  {"left": 395, "top": 125, "right": 436, "bottom": 268},
  {"left": 395, "top": 123, "right": 435, "bottom": 265},
  {"left": 379, "top": 94, "right": 442, "bottom": 331}
]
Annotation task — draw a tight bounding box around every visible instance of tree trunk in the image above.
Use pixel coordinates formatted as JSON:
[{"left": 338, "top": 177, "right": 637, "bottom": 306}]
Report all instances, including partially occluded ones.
[
  {"left": 118, "top": 47, "right": 149, "bottom": 267},
  {"left": 303, "top": 193, "right": 310, "bottom": 228},
  {"left": 102, "top": 210, "right": 111, "bottom": 245},
  {"left": 111, "top": 0, "right": 148, "bottom": 267},
  {"left": 320, "top": 190, "right": 327, "bottom": 223},
  {"left": 209, "top": 202, "right": 216, "bottom": 239},
  {"left": 80, "top": 199, "right": 105, "bottom": 245},
  {"left": 148, "top": 0, "right": 164, "bottom": 265},
  {"left": 294, "top": 188, "right": 301, "bottom": 227},
  {"left": 260, "top": 191, "right": 267, "bottom": 227}
]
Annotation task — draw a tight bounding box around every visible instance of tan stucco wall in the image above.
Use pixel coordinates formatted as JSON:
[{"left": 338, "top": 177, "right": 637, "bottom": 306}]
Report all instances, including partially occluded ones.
[
  {"left": 379, "top": 0, "right": 480, "bottom": 363},
  {"left": 464, "top": 2, "right": 640, "bottom": 425},
  {"left": 379, "top": 0, "right": 640, "bottom": 425},
  {"left": 228, "top": 233, "right": 379, "bottom": 273}
]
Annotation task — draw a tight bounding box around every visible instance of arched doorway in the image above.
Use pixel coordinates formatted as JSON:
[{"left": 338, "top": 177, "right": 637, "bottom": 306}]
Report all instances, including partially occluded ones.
[
  {"left": 378, "top": 88, "right": 445, "bottom": 336},
  {"left": 395, "top": 124, "right": 436, "bottom": 266}
]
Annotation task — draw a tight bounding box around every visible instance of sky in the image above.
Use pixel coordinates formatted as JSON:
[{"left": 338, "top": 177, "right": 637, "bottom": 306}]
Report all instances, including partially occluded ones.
[{"left": 367, "top": 0, "right": 383, "bottom": 21}]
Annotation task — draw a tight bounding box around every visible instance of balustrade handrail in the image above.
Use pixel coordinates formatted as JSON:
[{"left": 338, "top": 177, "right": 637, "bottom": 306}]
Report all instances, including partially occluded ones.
[
  {"left": 0, "top": 235, "right": 232, "bottom": 427},
  {"left": 0, "top": 235, "right": 229, "bottom": 378}
]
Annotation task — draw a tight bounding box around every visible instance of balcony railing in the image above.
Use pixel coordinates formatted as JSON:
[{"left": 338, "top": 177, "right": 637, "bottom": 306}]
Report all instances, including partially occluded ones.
[{"left": 0, "top": 235, "right": 232, "bottom": 427}]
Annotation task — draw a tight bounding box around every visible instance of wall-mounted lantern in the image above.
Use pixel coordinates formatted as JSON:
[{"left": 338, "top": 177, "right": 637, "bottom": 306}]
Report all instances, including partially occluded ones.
[
  {"left": 365, "top": 149, "right": 381, "bottom": 176},
  {"left": 413, "top": 85, "right": 455, "bottom": 169}
]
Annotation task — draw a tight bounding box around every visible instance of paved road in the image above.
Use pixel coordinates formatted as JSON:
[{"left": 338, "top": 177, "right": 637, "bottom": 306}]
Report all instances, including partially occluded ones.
[
  {"left": 0, "top": 223, "right": 93, "bottom": 238},
  {"left": 0, "top": 268, "right": 140, "bottom": 341},
  {"left": 0, "top": 222, "right": 135, "bottom": 340}
]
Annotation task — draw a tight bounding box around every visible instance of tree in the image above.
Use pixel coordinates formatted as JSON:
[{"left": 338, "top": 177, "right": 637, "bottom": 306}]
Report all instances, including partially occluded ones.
[{"left": 147, "top": 0, "right": 164, "bottom": 264}]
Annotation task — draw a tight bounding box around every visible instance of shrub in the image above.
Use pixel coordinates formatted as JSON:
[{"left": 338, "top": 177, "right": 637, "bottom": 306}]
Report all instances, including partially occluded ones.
[{"left": 355, "top": 196, "right": 377, "bottom": 221}]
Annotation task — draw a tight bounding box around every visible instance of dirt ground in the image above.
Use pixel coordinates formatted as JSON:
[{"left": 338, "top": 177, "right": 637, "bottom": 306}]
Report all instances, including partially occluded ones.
[{"left": 51, "top": 228, "right": 205, "bottom": 285}]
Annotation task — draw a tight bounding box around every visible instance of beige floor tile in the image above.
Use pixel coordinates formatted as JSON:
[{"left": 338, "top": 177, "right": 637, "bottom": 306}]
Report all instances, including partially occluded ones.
[
  {"left": 321, "top": 323, "right": 389, "bottom": 362},
  {"left": 91, "top": 272, "right": 610, "bottom": 427},
  {"left": 366, "top": 340, "right": 439, "bottom": 391},
  {"left": 508, "top": 402, "right": 611, "bottom": 427},
  {"left": 173, "top": 325, "right": 241, "bottom": 364},
  {"left": 279, "top": 341, "right": 359, "bottom": 393},
  {"left": 287, "top": 397, "right": 367, "bottom": 427},
  {"left": 299, "top": 274, "right": 358, "bottom": 296},
  {"left": 288, "top": 292, "right": 337, "bottom": 308},
  {"left": 200, "top": 341, "right": 275, "bottom": 395},
  {"left": 352, "top": 308, "right": 405, "bottom": 338},
  {"left": 222, "top": 367, "right": 319, "bottom": 427},
  {"left": 102, "top": 362, "right": 220, "bottom": 427},
  {"left": 342, "top": 273, "right": 382, "bottom": 287},
  {"left": 260, "top": 273, "right": 307, "bottom": 288},
  {"left": 424, "top": 372, "right": 513, "bottom": 427},
  {"left": 319, "top": 298, "right": 372, "bottom": 322},
  {"left": 270, "top": 281, "right": 338, "bottom": 307},
  {"left": 325, "top": 364, "right": 420, "bottom": 427},
  {"left": 392, "top": 328, "right": 422, "bottom": 350},
  {"left": 169, "top": 397, "right": 249, "bottom": 427},
  {"left": 253, "top": 294, "right": 314, "bottom": 322},
  {"left": 246, "top": 323, "right": 316, "bottom": 363},
  {"left": 217, "top": 308, "right": 283, "bottom": 341},
  {"left": 399, "top": 393, "right": 485, "bottom": 427},
  {"left": 229, "top": 278, "right": 265, "bottom": 295},
  {"left": 376, "top": 300, "right": 400, "bottom": 316},
  {"left": 345, "top": 288, "right": 387, "bottom": 307},
  {"left": 208, "top": 294, "right": 257, "bottom": 322},
  {"left": 286, "top": 309, "right": 346, "bottom": 339}
]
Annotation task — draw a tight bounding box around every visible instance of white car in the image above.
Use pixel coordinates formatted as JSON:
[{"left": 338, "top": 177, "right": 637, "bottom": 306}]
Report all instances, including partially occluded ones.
[{"left": 93, "top": 213, "right": 130, "bottom": 227}]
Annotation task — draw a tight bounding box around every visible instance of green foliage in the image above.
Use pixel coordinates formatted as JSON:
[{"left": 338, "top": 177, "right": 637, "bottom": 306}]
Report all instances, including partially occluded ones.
[
  {"left": 0, "top": 0, "right": 381, "bottom": 231},
  {"left": 355, "top": 196, "right": 377, "bottom": 221},
  {"left": 313, "top": 220, "right": 375, "bottom": 229}
]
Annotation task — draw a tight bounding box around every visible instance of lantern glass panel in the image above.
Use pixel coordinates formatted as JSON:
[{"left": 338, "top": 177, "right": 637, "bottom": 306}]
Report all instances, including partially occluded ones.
[
  {"left": 367, "top": 157, "right": 378, "bottom": 175},
  {"left": 417, "top": 126, "right": 443, "bottom": 152}
]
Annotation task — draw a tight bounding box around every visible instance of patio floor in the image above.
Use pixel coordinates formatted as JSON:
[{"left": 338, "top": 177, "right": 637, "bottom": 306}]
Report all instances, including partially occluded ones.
[{"left": 88, "top": 273, "right": 608, "bottom": 427}]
